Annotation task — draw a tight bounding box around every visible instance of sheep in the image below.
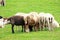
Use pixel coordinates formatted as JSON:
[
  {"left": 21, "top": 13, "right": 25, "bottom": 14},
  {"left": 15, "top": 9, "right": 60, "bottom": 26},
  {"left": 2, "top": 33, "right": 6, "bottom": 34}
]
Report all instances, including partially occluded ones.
[
  {"left": 0, "top": 18, "right": 8, "bottom": 28},
  {"left": 15, "top": 12, "right": 25, "bottom": 31},
  {"left": 39, "top": 12, "right": 55, "bottom": 31},
  {"left": 15, "top": 12, "right": 29, "bottom": 32},
  {"left": 0, "top": 18, "right": 4, "bottom": 28},
  {"left": 0, "top": 0, "right": 5, "bottom": 6},
  {"left": 44, "top": 13, "right": 54, "bottom": 31},
  {"left": 27, "top": 12, "right": 39, "bottom": 31},
  {"left": 7, "top": 16, "right": 25, "bottom": 33},
  {"left": 39, "top": 12, "right": 46, "bottom": 30},
  {"left": 0, "top": 16, "right": 4, "bottom": 28},
  {"left": 52, "top": 20, "right": 59, "bottom": 28}
]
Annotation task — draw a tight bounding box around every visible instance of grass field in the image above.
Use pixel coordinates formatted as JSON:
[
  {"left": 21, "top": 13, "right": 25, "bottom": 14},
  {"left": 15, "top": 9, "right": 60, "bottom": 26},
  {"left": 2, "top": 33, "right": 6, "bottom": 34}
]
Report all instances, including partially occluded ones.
[{"left": 0, "top": 0, "right": 60, "bottom": 40}]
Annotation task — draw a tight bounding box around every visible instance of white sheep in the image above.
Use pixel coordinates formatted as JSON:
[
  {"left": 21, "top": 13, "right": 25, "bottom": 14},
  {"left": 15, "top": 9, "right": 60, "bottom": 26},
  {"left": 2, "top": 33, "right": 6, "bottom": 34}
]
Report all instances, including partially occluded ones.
[
  {"left": 0, "top": 18, "right": 8, "bottom": 28},
  {"left": 39, "top": 12, "right": 55, "bottom": 31},
  {"left": 39, "top": 12, "right": 46, "bottom": 30},
  {"left": 45, "top": 13, "right": 54, "bottom": 31},
  {"left": 0, "top": 18, "right": 4, "bottom": 28}
]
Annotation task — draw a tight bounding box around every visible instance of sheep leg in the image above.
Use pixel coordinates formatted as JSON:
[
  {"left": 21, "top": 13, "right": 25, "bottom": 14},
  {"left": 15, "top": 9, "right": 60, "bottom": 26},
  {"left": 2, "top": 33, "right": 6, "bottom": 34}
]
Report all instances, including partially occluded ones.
[
  {"left": 41, "top": 26, "right": 43, "bottom": 31},
  {"left": 39, "top": 22, "right": 44, "bottom": 31},
  {"left": 38, "top": 24, "right": 40, "bottom": 31},
  {"left": 45, "top": 24, "right": 48, "bottom": 31},
  {"left": 39, "top": 20, "right": 40, "bottom": 31},
  {"left": 48, "top": 24, "right": 53, "bottom": 31},
  {"left": 39, "top": 24, "right": 41, "bottom": 31},
  {"left": 34, "top": 23, "right": 39, "bottom": 31},
  {"left": 25, "top": 25, "right": 29, "bottom": 32},
  {"left": 21, "top": 25, "right": 23, "bottom": 32},
  {"left": 47, "top": 23, "right": 50, "bottom": 31},
  {"left": 24, "top": 25, "right": 26, "bottom": 32},
  {"left": 39, "top": 23, "right": 42, "bottom": 31},
  {"left": 38, "top": 26, "right": 40, "bottom": 31},
  {"left": 34, "top": 27, "right": 37, "bottom": 31},
  {"left": 12, "top": 25, "right": 14, "bottom": 33},
  {"left": 29, "top": 25, "right": 33, "bottom": 32},
  {"left": 41, "top": 24, "right": 44, "bottom": 31},
  {"left": 50, "top": 24, "right": 54, "bottom": 31},
  {"left": 48, "top": 27, "right": 51, "bottom": 31},
  {"left": 37, "top": 23, "right": 40, "bottom": 31},
  {"left": 47, "top": 22, "right": 51, "bottom": 31}
]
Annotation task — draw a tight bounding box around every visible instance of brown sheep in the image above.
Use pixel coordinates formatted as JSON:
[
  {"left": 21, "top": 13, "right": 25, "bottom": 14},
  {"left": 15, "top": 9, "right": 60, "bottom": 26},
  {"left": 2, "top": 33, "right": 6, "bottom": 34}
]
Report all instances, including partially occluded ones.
[
  {"left": 15, "top": 12, "right": 29, "bottom": 32},
  {"left": 26, "top": 12, "right": 39, "bottom": 32},
  {"left": 7, "top": 16, "right": 25, "bottom": 33}
]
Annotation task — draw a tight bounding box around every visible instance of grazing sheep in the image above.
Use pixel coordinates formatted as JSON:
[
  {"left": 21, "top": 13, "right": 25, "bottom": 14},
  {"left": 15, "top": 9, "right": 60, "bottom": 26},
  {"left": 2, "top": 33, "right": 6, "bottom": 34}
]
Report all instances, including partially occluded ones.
[
  {"left": 0, "top": 18, "right": 4, "bottom": 28},
  {"left": 0, "top": 0, "right": 5, "bottom": 6},
  {"left": 15, "top": 12, "right": 29, "bottom": 32},
  {"left": 7, "top": 16, "right": 25, "bottom": 33},
  {"left": 0, "top": 18, "right": 8, "bottom": 28},
  {"left": 39, "top": 12, "right": 56, "bottom": 31},
  {"left": 15, "top": 12, "right": 25, "bottom": 31},
  {"left": 45, "top": 13, "right": 54, "bottom": 31},
  {"left": 39, "top": 12, "right": 46, "bottom": 30},
  {"left": 27, "top": 12, "right": 39, "bottom": 31}
]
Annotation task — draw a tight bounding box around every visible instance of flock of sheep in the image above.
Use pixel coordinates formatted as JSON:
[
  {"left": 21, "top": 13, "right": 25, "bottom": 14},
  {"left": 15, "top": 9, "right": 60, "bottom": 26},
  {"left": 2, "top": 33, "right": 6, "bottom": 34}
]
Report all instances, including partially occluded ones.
[{"left": 0, "top": 12, "right": 59, "bottom": 33}]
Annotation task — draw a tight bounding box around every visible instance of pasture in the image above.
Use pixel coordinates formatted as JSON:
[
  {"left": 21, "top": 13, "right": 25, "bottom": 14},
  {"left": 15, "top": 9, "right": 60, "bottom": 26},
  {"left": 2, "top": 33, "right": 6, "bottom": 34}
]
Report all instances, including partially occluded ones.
[{"left": 0, "top": 0, "right": 60, "bottom": 40}]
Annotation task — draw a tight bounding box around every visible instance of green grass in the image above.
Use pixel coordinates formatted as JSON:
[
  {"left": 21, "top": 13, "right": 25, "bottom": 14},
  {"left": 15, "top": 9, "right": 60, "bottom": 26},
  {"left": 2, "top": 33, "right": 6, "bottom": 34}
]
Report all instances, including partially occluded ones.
[{"left": 0, "top": 0, "right": 60, "bottom": 40}]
